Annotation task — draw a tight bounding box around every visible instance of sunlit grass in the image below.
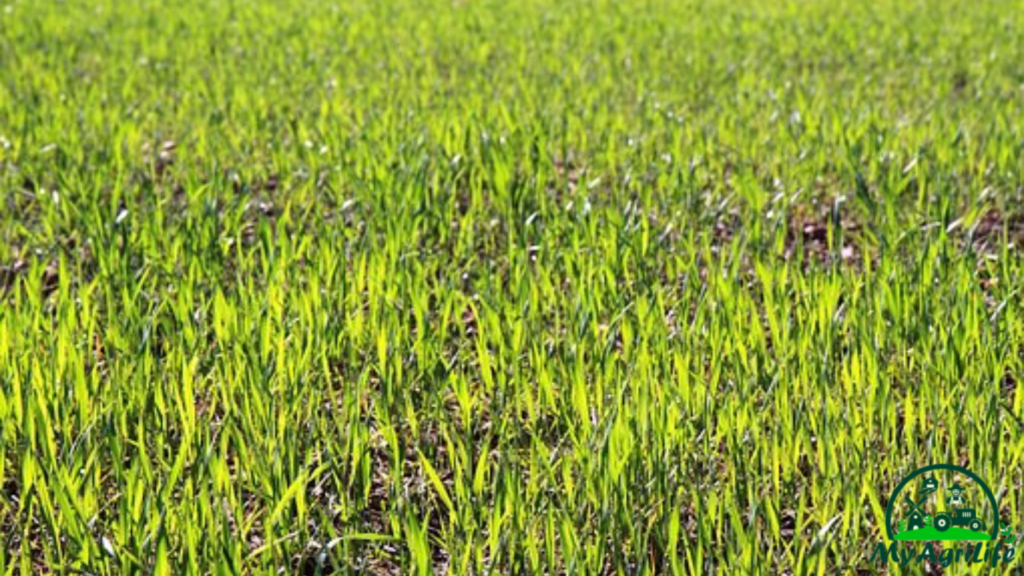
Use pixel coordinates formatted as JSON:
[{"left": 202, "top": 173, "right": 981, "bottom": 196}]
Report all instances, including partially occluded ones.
[{"left": 1, "top": 0, "right": 1023, "bottom": 573}]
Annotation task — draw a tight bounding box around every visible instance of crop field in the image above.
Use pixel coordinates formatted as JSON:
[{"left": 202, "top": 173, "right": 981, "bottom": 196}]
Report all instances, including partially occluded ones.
[{"left": 2, "top": 0, "right": 1024, "bottom": 573}]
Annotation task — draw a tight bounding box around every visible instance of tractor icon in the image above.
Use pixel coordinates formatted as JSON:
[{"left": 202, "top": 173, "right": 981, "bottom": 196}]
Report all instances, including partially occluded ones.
[
  {"left": 934, "top": 508, "right": 985, "bottom": 533},
  {"left": 886, "top": 464, "right": 1002, "bottom": 543}
]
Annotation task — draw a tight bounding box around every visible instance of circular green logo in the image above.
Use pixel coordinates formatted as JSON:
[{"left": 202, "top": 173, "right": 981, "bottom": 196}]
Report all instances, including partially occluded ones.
[{"left": 885, "top": 464, "right": 999, "bottom": 542}]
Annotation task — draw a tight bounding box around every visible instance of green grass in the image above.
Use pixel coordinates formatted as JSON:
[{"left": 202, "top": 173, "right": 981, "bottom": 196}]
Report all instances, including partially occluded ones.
[{"left": 2, "top": 0, "right": 1024, "bottom": 573}]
